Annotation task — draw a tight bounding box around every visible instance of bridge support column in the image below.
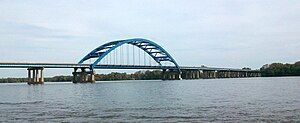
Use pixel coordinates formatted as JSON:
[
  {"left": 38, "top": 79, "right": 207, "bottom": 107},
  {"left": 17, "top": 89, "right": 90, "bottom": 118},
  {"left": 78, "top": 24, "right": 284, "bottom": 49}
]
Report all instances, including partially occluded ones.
[
  {"left": 183, "top": 70, "right": 203, "bottom": 79},
  {"left": 162, "top": 69, "right": 181, "bottom": 80},
  {"left": 189, "top": 71, "right": 193, "bottom": 79},
  {"left": 215, "top": 71, "right": 219, "bottom": 78},
  {"left": 191, "top": 71, "right": 195, "bottom": 79},
  {"left": 73, "top": 68, "right": 95, "bottom": 83},
  {"left": 252, "top": 72, "right": 255, "bottom": 77},
  {"left": 213, "top": 71, "right": 217, "bottom": 78},
  {"left": 222, "top": 71, "right": 226, "bottom": 78},
  {"left": 206, "top": 71, "right": 210, "bottom": 79},
  {"left": 177, "top": 72, "right": 182, "bottom": 80},
  {"left": 203, "top": 70, "right": 208, "bottom": 79},
  {"left": 232, "top": 72, "right": 236, "bottom": 78},
  {"left": 181, "top": 69, "right": 258, "bottom": 79},
  {"left": 225, "top": 71, "right": 229, "bottom": 78},
  {"left": 216, "top": 71, "right": 220, "bottom": 78},
  {"left": 237, "top": 72, "right": 240, "bottom": 78},
  {"left": 207, "top": 71, "right": 211, "bottom": 79},
  {"left": 200, "top": 70, "right": 204, "bottom": 79},
  {"left": 212, "top": 71, "right": 216, "bottom": 78},
  {"left": 28, "top": 69, "right": 31, "bottom": 82},
  {"left": 222, "top": 71, "right": 225, "bottom": 78},
  {"left": 245, "top": 72, "right": 248, "bottom": 77},
  {"left": 241, "top": 72, "right": 246, "bottom": 77},
  {"left": 250, "top": 72, "right": 254, "bottom": 77},
  {"left": 227, "top": 71, "right": 231, "bottom": 78},
  {"left": 209, "top": 71, "right": 213, "bottom": 78},
  {"left": 217, "top": 71, "right": 222, "bottom": 78},
  {"left": 203, "top": 70, "right": 215, "bottom": 79},
  {"left": 240, "top": 72, "right": 243, "bottom": 77},
  {"left": 40, "top": 69, "right": 44, "bottom": 82},
  {"left": 162, "top": 69, "right": 166, "bottom": 80},
  {"left": 27, "top": 67, "right": 44, "bottom": 85},
  {"left": 231, "top": 72, "right": 235, "bottom": 78},
  {"left": 184, "top": 71, "right": 189, "bottom": 79},
  {"left": 36, "top": 69, "right": 39, "bottom": 82},
  {"left": 196, "top": 70, "right": 200, "bottom": 79},
  {"left": 210, "top": 71, "right": 214, "bottom": 78}
]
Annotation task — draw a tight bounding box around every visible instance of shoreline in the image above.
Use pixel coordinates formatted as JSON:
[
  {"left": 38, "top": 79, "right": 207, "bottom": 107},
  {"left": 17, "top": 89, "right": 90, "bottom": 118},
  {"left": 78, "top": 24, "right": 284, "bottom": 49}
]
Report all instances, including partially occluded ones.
[{"left": 1, "top": 76, "right": 300, "bottom": 84}]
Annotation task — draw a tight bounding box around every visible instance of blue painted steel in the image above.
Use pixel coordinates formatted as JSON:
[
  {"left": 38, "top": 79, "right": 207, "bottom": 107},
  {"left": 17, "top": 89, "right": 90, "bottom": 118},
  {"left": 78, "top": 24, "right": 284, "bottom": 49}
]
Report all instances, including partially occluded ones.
[{"left": 79, "top": 38, "right": 181, "bottom": 71}]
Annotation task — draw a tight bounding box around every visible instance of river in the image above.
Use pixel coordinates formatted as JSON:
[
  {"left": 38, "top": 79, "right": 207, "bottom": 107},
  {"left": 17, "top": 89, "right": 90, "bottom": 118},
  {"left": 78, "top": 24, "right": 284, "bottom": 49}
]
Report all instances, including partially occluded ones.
[{"left": 0, "top": 77, "right": 299, "bottom": 122}]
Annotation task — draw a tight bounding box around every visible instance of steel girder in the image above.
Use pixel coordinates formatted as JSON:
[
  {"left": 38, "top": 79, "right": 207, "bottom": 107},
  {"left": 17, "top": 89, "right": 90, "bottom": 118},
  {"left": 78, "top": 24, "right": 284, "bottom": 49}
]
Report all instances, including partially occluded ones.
[{"left": 79, "top": 38, "right": 181, "bottom": 71}]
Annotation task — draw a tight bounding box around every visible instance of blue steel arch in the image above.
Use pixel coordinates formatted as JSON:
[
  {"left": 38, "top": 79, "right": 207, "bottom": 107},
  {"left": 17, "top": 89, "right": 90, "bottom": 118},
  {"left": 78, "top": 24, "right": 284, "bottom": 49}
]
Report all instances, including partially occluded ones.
[{"left": 79, "top": 38, "right": 181, "bottom": 71}]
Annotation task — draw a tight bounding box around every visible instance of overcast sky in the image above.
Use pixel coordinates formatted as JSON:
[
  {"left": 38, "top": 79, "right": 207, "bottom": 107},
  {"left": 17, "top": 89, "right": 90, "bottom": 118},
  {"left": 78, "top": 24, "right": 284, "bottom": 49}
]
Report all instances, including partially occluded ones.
[{"left": 0, "top": 0, "right": 299, "bottom": 77}]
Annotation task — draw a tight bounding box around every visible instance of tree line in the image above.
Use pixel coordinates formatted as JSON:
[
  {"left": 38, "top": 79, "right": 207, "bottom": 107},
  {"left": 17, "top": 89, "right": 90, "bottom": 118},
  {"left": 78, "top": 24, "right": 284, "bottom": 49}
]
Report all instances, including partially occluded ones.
[
  {"left": 1, "top": 62, "right": 300, "bottom": 83},
  {"left": 260, "top": 61, "right": 300, "bottom": 77},
  {"left": 0, "top": 70, "right": 162, "bottom": 83}
]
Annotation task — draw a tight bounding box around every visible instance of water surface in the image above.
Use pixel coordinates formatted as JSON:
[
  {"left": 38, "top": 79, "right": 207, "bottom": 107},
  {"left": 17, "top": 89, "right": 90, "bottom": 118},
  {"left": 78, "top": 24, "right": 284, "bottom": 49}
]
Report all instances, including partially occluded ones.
[{"left": 0, "top": 77, "right": 300, "bottom": 122}]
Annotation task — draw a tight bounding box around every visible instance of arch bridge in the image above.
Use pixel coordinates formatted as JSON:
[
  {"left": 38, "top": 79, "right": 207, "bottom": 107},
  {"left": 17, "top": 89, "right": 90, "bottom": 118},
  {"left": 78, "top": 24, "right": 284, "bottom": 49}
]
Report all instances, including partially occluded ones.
[{"left": 0, "top": 38, "right": 261, "bottom": 84}]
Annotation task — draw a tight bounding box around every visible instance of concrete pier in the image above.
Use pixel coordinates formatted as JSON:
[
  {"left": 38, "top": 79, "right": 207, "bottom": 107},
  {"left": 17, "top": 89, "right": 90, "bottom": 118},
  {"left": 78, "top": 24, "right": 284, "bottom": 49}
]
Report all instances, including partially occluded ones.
[
  {"left": 162, "top": 69, "right": 182, "bottom": 80},
  {"left": 182, "top": 69, "right": 260, "bottom": 80},
  {"left": 27, "top": 67, "right": 44, "bottom": 85},
  {"left": 202, "top": 70, "right": 217, "bottom": 79},
  {"left": 72, "top": 68, "right": 95, "bottom": 83}
]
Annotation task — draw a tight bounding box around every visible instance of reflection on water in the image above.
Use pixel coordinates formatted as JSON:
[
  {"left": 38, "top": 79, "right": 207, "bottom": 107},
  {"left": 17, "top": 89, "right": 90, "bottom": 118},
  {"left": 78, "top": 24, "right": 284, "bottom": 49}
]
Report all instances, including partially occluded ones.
[{"left": 0, "top": 77, "right": 300, "bottom": 122}]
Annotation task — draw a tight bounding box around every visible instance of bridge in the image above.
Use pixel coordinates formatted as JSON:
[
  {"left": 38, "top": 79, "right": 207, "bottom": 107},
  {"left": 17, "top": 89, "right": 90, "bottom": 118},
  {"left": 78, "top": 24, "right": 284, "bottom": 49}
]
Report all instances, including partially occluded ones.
[{"left": 0, "top": 38, "right": 260, "bottom": 84}]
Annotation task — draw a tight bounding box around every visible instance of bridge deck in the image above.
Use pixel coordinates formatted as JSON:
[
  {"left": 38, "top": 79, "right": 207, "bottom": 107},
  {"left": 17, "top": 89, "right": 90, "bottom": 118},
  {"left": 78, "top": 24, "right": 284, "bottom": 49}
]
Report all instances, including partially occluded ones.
[{"left": 0, "top": 62, "right": 258, "bottom": 72}]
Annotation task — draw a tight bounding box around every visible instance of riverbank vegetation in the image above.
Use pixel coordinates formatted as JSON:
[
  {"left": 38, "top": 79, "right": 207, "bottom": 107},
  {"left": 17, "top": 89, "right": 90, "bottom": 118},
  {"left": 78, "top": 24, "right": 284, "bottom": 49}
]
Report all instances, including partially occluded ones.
[
  {"left": 260, "top": 61, "right": 300, "bottom": 77},
  {"left": 2, "top": 62, "right": 300, "bottom": 83},
  {"left": 0, "top": 70, "right": 162, "bottom": 83}
]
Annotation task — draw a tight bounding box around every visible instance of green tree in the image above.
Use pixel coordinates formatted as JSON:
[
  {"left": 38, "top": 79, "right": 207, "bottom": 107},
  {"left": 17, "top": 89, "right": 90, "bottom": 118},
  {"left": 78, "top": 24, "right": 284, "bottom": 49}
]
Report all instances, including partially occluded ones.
[{"left": 260, "top": 61, "right": 300, "bottom": 77}]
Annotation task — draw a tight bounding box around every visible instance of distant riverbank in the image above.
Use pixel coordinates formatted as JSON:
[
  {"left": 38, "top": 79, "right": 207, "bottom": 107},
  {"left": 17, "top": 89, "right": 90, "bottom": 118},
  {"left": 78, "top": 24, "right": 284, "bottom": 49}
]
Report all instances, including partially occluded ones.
[
  {"left": 1, "top": 61, "right": 300, "bottom": 83},
  {"left": 0, "top": 70, "right": 162, "bottom": 83},
  {"left": 260, "top": 61, "right": 300, "bottom": 77}
]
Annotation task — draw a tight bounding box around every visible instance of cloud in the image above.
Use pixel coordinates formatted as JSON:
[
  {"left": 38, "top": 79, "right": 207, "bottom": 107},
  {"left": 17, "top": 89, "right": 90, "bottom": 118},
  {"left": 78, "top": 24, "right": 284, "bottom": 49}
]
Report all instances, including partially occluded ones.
[{"left": 0, "top": 0, "right": 299, "bottom": 77}]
